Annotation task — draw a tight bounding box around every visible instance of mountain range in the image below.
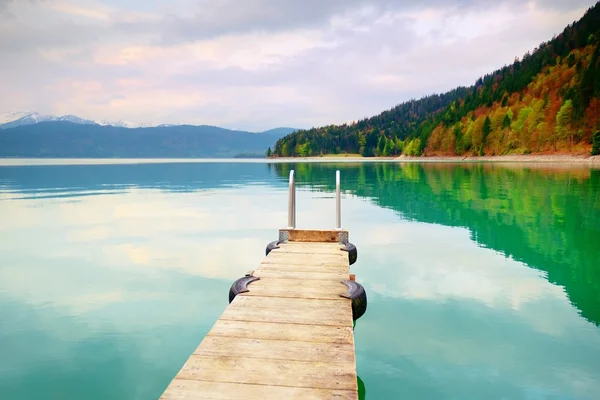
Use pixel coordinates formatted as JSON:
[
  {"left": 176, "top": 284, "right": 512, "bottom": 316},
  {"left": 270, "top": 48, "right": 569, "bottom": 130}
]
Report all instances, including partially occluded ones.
[
  {"left": 0, "top": 113, "right": 296, "bottom": 158},
  {"left": 0, "top": 112, "right": 98, "bottom": 129},
  {"left": 1, "top": 112, "right": 200, "bottom": 130}
]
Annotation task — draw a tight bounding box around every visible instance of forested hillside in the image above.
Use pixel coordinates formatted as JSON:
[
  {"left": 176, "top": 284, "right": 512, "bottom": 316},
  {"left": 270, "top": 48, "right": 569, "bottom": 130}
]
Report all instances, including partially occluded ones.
[{"left": 272, "top": 2, "right": 600, "bottom": 157}]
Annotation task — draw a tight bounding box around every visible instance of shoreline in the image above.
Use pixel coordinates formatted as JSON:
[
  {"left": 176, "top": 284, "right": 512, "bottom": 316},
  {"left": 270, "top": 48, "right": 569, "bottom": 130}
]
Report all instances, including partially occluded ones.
[
  {"left": 0, "top": 154, "right": 598, "bottom": 167},
  {"left": 272, "top": 154, "right": 600, "bottom": 164}
]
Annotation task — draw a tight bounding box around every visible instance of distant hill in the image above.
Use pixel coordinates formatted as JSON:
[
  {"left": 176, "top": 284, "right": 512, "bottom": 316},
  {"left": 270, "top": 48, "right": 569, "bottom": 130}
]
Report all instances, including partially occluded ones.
[
  {"left": 259, "top": 127, "right": 299, "bottom": 137},
  {"left": 272, "top": 2, "right": 600, "bottom": 157},
  {"left": 0, "top": 121, "right": 296, "bottom": 158}
]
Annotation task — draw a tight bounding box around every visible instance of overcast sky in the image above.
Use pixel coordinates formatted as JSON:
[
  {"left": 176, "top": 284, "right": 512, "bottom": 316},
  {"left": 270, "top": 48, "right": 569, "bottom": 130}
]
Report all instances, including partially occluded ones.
[{"left": 0, "top": 0, "right": 596, "bottom": 131}]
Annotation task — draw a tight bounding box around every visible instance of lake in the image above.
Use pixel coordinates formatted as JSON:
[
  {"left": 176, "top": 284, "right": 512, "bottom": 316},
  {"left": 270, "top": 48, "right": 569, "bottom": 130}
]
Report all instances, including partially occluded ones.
[{"left": 1, "top": 160, "right": 599, "bottom": 399}]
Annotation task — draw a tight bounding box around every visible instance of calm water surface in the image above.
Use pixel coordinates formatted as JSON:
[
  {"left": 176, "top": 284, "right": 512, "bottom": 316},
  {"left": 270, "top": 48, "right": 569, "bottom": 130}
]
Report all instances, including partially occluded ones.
[{"left": 1, "top": 160, "right": 599, "bottom": 399}]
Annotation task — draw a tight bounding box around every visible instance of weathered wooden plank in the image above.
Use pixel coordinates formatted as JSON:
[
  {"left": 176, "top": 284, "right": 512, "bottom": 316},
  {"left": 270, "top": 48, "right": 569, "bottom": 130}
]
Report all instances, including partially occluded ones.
[
  {"left": 280, "top": 229, "right": 348, "bottom": 243},
  {"left": 257, "top": 262, "right": 348, "bottom": 273},
  {"left": 263, "top": 252, "right": 347, "bottom": 266},
  {"left": 241, "top": 286, "right": 345, "bottom": 301},
  {"left": 175, "top": 355, "right": 358, "bottom": 390},
  {"left": 278, "top": 242, "right": 344, "bottom": 248},
  {"left": 160, "top": 379, "right": 357, "bottom": 400},
  {"left": 194, "top": 336, "right": 355, "bottom": 363},
  {"left": 240, "top": 278, "right": 346, "bottom": 300},
  {"left": 267, "top": 251, "right": 347, "bottom": 260},
  {"left": 252, "top": 269, "right": 347, "bottom": 281},
  {"left": 221, "top": 302, "right": 351, "bottom": 326},
  {"left": 206, "top": 320, "right": 353, "bottom": 344},
  {"left": 223, "top": 285, "right": 352, "bottom": 324},
  {"left": 273, "top": 243, "right": 345, "bottom": 254},
  {"left": 229, "top": 294, "right": 347, "bottom": 310},
  {"left": 245, "top": 277, "right": 346, "bottom": 291}
]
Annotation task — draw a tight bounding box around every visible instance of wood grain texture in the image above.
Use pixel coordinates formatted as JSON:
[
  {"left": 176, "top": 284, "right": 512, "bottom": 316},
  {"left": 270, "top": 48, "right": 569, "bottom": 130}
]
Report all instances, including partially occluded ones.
[
  {"left": 193, "top": 336, "right": 355, "bottom": 363},
  {"left": 176, "top": 355, "right": 358, "bottom": 390},
  {"left": 240, "top": 278, "right": 347, "bottom": 300},
  {"left": 161, "top": 380, "right": 357, "bottom": 400},
  {"left": 160, "top": 238, "right": 357, "bottom": 400},
  {"left": 229, "top": 294, "right": 348, "bottom": 310},
  {"left": 206, "top": 320, "right": 353, "bottom": 344},
  {"left": 253, "top": 269, "right": 347, "bottom": 281},
  {"left": 280, "top": 229, "right": 348, "bottom": 243},
  {"left": 257, "top": 262, "right": 348, "bottom": 273},
  {"left": 220, "top": 301, "right": 352, "bottom": 326},
  {"left": 273, "top": 243, "right": 345, "bottom": 254},
  {"left": 262, "top": 252, "right": 348, "bottom": 266}
]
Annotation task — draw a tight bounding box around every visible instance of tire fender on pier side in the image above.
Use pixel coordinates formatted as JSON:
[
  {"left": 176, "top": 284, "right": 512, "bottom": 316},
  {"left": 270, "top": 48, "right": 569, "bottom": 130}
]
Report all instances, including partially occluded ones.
[{"left": 341, "top": 279, "right": 367, "bottom": 321}]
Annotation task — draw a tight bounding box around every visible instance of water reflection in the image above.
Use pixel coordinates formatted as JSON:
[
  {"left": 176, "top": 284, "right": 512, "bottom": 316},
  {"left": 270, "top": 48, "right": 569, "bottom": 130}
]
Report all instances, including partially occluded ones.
[
  {"left": 274, "top": 162, "right": 600, "bottom": 327},
  {"left": 358, "top": 375, "right": 366, "bottom": 400},
  {"left": 349, "top": 217, "right": 600, "bottom": 399},
  {"left": 0, "top": 160, "right": 599, "bottom": 399},
  {"left": 0, "top": 162, "right": 286, "bottom": 199}
]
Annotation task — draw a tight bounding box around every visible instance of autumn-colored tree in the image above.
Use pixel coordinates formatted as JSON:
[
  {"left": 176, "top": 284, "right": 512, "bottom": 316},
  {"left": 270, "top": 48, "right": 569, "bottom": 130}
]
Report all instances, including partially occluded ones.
[
  {"left": 460, "top": 119, "right": 473, "bottom": 155},
  {"left": 404, "top": 138, "right": 422, "bottom": 156},
  {"left": 441, "top": 128, "right": 456, "bottom": 155},
  {"left": 425, "top": 124, "right": 445, "bottom": 154},
  {"left": 545, "top": 95, "right": 563, "bottom": 150},
  {"left": 470, "top": 116, "right": 485, "bottom": 156},
  {"left": 556, "top": 99, "right": 574, "bottom": 148}
]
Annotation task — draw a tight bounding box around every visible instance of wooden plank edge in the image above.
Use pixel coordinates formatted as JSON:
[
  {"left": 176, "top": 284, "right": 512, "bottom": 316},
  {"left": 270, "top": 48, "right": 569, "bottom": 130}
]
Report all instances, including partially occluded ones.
[
  {"left": 160, "top": 379, "right": 358, "bottom": 400},
  {"left": 279, "top": 229, "right": 349, "bottom": 243}
]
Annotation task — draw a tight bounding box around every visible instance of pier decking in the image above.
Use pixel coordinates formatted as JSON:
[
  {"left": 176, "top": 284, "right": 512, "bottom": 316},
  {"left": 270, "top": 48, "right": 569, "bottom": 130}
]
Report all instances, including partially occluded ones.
[
  {"left": 160, "top": 229, "right": 357, "bottom": 399},
  {"left": 160, "top": 170, "right": 360, "bottom": 399}
]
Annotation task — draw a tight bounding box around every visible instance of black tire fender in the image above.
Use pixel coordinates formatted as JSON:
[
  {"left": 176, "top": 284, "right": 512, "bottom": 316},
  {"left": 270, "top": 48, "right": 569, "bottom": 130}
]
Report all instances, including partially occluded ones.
[
  {"left": 341, "top": 279, "right": 367, "bottom": 320},
  {"left": 265, "top": 240, "right": 281, "bottom": 256},
  {"left": 229, "top": 275, "right": 260, "bottom": 303},
  {"left": 342, "top": 242, "right": 357, "bottom": 265}
]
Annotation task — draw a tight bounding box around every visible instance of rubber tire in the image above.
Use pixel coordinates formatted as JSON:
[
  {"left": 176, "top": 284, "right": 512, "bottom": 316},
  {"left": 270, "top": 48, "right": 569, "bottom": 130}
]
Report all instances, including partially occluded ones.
[
  {"left": 341, "top": 280, "right": 367, "bottom": 321},
  {"left": 266, "top": 240, "right": 280, "bottom": 256},
  {"left": 344, "top": 242, "right": 357, "bottom": 265},
  {"left": 229, "top": 275, "right": 259, "bottom": 303}
]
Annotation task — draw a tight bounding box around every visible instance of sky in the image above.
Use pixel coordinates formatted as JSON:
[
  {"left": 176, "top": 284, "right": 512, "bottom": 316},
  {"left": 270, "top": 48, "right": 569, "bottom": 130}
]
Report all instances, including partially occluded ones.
[{"left": 0, "top": 0, "right": 597, "bottom": 131}]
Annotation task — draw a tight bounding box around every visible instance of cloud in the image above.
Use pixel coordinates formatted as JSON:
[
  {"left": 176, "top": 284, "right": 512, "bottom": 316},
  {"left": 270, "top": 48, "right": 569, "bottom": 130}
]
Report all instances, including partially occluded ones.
[{"left": 0, "top": 0, "right": 596, "bottom": 130}]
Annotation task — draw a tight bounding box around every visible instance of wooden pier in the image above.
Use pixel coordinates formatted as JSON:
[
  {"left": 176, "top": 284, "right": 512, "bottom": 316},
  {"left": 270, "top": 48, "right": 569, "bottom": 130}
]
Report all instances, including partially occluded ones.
[{"left": 160, "top": 228, "right": 358, "bottom": 400}]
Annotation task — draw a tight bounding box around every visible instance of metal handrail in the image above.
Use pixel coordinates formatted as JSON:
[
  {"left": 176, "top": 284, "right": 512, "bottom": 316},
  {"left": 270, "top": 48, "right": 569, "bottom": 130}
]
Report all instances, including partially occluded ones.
[
  {"left": 287, "top": 169, "right": 341, "bottom": 230},
  {"left": 288, "top": 170, "right": 296, "bottom": 228},
  {"left": 336, "top": 170, "right": 341, "bottom": 230}
]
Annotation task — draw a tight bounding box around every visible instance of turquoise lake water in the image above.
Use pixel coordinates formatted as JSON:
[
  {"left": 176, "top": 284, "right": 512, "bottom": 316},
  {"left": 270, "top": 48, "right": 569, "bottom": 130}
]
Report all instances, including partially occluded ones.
[{"left": 0, "top": 160, "right": 599, "bottom": 399}]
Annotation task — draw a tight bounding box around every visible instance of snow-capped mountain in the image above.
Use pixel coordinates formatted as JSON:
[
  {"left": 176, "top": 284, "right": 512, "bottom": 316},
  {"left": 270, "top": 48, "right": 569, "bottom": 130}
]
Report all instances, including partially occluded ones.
[
  {"left": 0, "top": 112, "right": 170, "bottom": 129},
  {"left": 96, "top": 119, "right": 140, "bottom": 128},
  {"left": 0, "top": 112, "right": 96, "bottom": 129},
  {"left": 0, "top": 112, "right": 279, "bottom": 132}
]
